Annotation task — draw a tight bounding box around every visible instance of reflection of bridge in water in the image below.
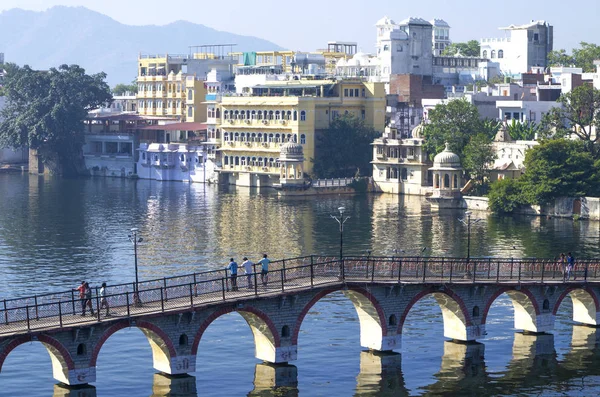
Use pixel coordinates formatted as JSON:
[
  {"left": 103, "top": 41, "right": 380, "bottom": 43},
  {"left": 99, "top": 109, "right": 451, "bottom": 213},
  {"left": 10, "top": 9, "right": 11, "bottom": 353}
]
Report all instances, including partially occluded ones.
[
  {"left": 2, "top": 255, "right": 600, "bottom": 388},
  {"left": 51, "top": 326, "right": 600, "bottom": 396}
]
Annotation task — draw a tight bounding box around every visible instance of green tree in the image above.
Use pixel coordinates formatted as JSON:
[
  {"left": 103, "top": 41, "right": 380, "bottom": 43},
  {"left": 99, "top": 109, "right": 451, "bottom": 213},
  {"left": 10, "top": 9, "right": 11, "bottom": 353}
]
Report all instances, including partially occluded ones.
[
  {"left": 311, "top": 115, "right": 380, "bottom": 178},
  {"left": 488, "top": 178, "right": 527, "bottom": 214},
  {"left": 0, "top": 63, "right": 112, "bottom": 175},
  {"left": 506, "top": 120, "right": 539, "bottom": 141},
  {"left": 113, "top": 81, "right": 138, "bottom": 95},
  {"left": 463, "top": 133, "right": 496, "bottom": 190},
  {"left": 540, "top": 85, "right": 600, "bottom": 157},
  {"left": 572, "top": 42, "right": 600, "bottom": 73},
  {"left": 520, "top": 139, "right": 595, "bottom": 205},
  {"left": 441, "top": 40, "right": 480, "bottom": 57},
  {"left": 422, "top": 99, "right": 482, "bottom": 161},
  {"left": 481, "top": 118, "right": 501, "bottom": 140},
  {"left": 547, "top": 49, "right": 575, "bottom": 67}
]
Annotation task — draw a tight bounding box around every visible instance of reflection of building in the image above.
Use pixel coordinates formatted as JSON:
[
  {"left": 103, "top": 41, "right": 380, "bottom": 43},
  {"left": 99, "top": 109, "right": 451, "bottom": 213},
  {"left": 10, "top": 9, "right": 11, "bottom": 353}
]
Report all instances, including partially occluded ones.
[
  {"left": 372, "top": 123, "right": 432, "bottom": 195},
  {"left": 218, "top": 79, "right": 385, "bottom": 187}
]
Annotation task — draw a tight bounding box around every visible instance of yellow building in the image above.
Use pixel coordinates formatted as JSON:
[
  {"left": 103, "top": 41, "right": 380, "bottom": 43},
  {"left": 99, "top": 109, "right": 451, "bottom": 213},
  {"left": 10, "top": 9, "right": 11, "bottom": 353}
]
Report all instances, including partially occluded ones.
[
  {"left": 218, "top": 78, "right": 385, "bottom": 187},
  {"left": 137, "top": 54, "right": 207, "bottom": 123}
]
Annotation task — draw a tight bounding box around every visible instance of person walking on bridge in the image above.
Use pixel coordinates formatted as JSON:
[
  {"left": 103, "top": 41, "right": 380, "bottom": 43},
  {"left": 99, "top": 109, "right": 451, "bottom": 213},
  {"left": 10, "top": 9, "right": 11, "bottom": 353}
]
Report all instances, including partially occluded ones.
[
  {"left": 99, "top": 282, "right": 110, "bottom": 316},
  {"left": 567, "top": 252, "right": 575, "bottom": 281},
  {"left": 227, "top": 258, "right": 238, "bottom": 291},
  {"left": 242, "top": 257, "right": 254, "bottom": 289},
  {"left": 74, "top": 281, "right": 86, "bottom": 316},
  {"left": 258, "top": 254, "right": 270, "bottom": 287}
]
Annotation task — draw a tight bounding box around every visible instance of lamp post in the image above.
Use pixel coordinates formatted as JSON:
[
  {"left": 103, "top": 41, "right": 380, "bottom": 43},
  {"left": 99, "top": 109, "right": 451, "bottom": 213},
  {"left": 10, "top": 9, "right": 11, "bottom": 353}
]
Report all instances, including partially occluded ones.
[
  {"left": 331, "top": 206, "right": 350, "bottom": 259},
  {"left": 459, "top": 211, "right": 481, "bottom": 261},
  {"left": 128, "top": 228, "right": 143, "bottom": 305}
]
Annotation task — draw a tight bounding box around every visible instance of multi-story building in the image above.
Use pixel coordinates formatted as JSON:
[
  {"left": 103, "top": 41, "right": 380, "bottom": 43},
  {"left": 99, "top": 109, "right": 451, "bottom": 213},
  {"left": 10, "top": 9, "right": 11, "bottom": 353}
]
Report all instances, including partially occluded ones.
[
  {"left": 371, "top": 123, "right": 431, "bottom": 195},
  {"left": 431, "top": 19, "right": 451, "bottom": 56},
  {"left": 218, "top": 79, "right": 386, "bottom": 187},
  {"left": 480, "top": 20, "right": 553, "bottom": 76}
]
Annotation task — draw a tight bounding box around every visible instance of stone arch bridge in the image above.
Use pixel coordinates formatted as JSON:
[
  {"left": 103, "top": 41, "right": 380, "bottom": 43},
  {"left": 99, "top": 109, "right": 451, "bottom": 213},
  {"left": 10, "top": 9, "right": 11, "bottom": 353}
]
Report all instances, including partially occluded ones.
[{"left": 1, "top": 255, "right": 600, "bottom": 386}]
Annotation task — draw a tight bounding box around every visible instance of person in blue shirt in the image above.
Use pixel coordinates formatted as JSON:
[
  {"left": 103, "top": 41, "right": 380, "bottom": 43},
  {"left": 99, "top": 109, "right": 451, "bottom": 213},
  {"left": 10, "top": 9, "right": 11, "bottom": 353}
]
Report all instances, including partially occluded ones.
[
  {"left": 227, "top": 258, "right": 238, "bottom": 291},
  {"left": 566, "top": 252, "right": 575, "bottom": 281},
  {"left": 258, "top": 254, "right": 270, "bottom": 287}
]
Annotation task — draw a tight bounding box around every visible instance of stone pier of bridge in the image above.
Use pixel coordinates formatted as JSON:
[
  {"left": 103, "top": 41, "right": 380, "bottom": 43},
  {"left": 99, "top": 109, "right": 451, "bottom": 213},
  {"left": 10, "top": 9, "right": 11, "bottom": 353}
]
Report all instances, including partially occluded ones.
[{"left": 2, "top": 281, "right": 600, "bottom": 386}]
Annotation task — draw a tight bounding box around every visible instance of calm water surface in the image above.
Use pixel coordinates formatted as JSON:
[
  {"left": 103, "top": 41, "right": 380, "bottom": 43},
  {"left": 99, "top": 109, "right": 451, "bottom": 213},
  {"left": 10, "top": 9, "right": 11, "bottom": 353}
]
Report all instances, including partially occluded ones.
[{"left": 1, "top": 173, "right": 600, "bottom": 396}]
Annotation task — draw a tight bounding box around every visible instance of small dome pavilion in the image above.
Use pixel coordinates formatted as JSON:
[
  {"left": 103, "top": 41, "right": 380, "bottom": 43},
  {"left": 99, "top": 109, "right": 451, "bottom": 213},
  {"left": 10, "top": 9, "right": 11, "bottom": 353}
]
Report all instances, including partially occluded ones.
[
  {"left": 279, "top": 139, "right": 304, "bottom": 185},
  {"left": 429, "top": 143, "right": 462, "bottom": 198}
]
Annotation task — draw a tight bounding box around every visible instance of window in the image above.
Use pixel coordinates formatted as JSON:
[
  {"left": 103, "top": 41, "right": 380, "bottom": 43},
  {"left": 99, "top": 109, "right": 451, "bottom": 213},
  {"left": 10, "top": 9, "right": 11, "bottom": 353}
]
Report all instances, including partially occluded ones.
[
  {"left": 344, "top": 88, "right": 349, "bottom": 97},
  {"left": 498, "top": 49, "right": 504, "bottom": 59},
  {"left": 224, "top": 132, "right": 229, "bottom": 141},
  {"left": 354, "top": 88, "right": 359, "bottom": 97},
  {"left": 293, "top": 111, "right": 297, "bottom": 121},
  {"left": 300, "top": 111, "right": 306, "bottom": 121},
  {"left": 397, "top": 45, "right": 403, "bottom": 52},
  {"left": 361, "top": 109, "right": 365, "bottom": 120},
  {"left": 332, "top": 110, "right": 339, "bottom": 119},
  {"left": 401, "top": 168, "right": 408, "bottom": 181},
  {"left": 188, "top": 107, "right": 193, "bottom": 117},
  {"left": 453, "top": 174, "right": 458, "bottom": 188},
  {"left": 534, "top": 33, "right": 539, "bottom": 41},
  {"left": 362, "top": 88, "right": 366, "bottom": 97},
  {"left": 349, "top": 89, "right": 354, "bottom": 97},
  {"left": 300, "top": 134, "right": 306, "bottom": 144},
  {"left": 482, "top": 50, "right": 488, "bottom": 59},
  {"left": 491, "top": 50, "right": 496, "bottom": 59}
]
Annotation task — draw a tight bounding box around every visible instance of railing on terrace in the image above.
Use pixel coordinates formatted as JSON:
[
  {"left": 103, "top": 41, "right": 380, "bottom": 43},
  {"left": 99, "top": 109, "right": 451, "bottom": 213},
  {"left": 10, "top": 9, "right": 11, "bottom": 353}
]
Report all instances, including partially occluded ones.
[
  {"left": 1, "top": 255, "right": 598, "bottom": 335},
  {"left": 312, "top": 178, "right": 357, "bottom": 187}
]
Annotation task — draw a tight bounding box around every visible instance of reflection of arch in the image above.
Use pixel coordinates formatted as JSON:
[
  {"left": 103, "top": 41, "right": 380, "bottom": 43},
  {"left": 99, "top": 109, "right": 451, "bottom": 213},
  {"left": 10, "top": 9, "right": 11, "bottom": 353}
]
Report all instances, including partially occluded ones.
[
  {"left": 292, "top": 287, "right": 387, "bottom": 350},
  {"left": 482, "top": 287, "right": 542, "bottom": 332},
  {"left": 553, "top": 287, "right": 600, "bottom": 325},
  {"left": 192, "top": 306, "right": 280, "bottom": 362},
  {"left": 398, "top": 288, "right": 471, "bottom": 341},
  {"left": 0, "top": 334, "right": 75, "bottom": 385},
  {"left": 90, "top": 320, "right": 176, "bottom": 375}
]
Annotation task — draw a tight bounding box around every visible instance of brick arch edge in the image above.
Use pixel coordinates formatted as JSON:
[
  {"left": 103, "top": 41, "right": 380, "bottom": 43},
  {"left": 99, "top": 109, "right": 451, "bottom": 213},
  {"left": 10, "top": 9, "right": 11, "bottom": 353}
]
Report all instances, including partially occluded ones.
[
  {"left": 0, "top": 334, "right": 75, "bottom": 372},
  {"left": 191, "top": 305, "right": 280, "bottom": 356},
  {"left": 90, "top": 320, "right": 177, "bottom": 367},
  {"left": 291, "top": 286, "right": 387, "bottom": 345},
  {"left": 481, "top": 286, "right": 540, "bottom": 324},
  {"left": 552, "top": 286, "right": 600, "bottom": 315}
]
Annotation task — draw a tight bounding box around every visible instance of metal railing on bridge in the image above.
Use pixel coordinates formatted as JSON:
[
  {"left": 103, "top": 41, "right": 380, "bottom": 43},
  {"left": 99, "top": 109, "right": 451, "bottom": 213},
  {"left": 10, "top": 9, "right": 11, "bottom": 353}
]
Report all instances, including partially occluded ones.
[{"left": 1, "top": 255, "right": 598, "bottom": 336}]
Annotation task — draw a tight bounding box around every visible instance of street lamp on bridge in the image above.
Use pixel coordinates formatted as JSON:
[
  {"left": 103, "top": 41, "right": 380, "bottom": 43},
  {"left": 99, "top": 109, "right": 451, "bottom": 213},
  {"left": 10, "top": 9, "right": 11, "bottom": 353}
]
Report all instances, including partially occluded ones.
[
  {"left": 458, "top": 211, "right": 481, "bottom": 261},
  {"left": 128, "top": 228, "right": 143, "bottom": 305},
  {"left": 331, "top": 206, "right": 350, "bottom": 259}
]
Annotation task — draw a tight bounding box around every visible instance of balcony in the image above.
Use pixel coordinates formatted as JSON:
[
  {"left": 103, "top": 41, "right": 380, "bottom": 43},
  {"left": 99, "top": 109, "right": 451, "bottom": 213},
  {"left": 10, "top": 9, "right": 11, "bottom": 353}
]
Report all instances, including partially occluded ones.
[
  {"left": 205, "top": 93, "right": 222, "bottom": 102},
  {"left": 221, "top": 164, "right": 278, "bottom": 174},
  {"left": 222, "top": 141, "right": 281, "bottom": 150},
  {"left": 223, "top": 118, "right": 295, "bottom": 128}
]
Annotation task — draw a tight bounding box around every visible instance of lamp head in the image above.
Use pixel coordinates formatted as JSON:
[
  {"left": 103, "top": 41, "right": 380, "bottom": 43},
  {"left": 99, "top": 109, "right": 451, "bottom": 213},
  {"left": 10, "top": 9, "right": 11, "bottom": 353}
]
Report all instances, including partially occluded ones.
[
  {"left": 131, "top": 228, "right": 139, "bottom": 233},
  {"left": 138, "top": 237, "right": 143, "bottom": 243},
  {"left": 338, "top": 206, "right": 346, "bottom": 215}
]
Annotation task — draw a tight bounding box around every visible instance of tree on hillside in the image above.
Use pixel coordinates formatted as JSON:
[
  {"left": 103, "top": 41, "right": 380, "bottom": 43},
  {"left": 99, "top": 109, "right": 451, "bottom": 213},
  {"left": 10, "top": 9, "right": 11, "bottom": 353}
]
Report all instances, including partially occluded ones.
[
  {"left": 540, "top": 85, "right": 600, "bottom": 157},
  {"left": 311, "top": 115, "right": 380, "bottom": 178},
  {"left": 519, "top": 140, "right": 598, "bottom": 205},
  {"left": 441, "top": 40, "right": 480, "bottom": 57},
  {"left": 113, "top": 81, "right": 137, "bottom": 95},
  {"left": 422, "top": 99, "right": 482, "bottom": 161},
  {"left": 0, "top": 63, "right": 112, "bottom": 175},
  {"left": 547, "top": 42, "right": 600, "bottom": 72},
  {"left": 463, "top": 133, "right": 496, "bottom": 192}
]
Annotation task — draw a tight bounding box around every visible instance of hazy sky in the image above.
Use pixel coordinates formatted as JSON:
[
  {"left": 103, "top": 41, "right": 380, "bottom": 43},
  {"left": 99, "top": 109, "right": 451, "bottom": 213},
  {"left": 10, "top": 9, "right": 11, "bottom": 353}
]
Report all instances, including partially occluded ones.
[{"left": 0, "top": 0, "right": 595, "bottom": 52}]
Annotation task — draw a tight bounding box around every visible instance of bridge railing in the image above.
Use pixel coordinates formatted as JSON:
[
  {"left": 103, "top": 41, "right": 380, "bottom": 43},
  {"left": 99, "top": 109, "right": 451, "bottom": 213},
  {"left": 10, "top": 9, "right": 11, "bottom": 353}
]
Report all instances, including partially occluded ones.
[{"left": 1, "top": 256, "right": 599, "bottom": 335}]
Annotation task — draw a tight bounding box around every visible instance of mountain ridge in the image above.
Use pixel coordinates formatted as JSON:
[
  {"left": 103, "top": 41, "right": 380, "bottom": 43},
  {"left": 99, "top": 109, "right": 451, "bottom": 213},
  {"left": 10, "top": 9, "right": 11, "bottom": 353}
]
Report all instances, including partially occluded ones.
[{"left": 0, "top": 6, "right": 283, "bottom": 85}]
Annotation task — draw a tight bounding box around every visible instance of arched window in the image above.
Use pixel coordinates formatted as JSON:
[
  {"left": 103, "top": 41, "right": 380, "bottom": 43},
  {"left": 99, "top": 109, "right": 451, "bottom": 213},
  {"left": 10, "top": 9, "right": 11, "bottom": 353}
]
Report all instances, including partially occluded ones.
[
  {"left": 240, "top": 110, "right": 245, "bottom": 120},
  {"left": 268, "top": 133, "right": 274, "bottom": 142},
  {"left": 286, "top": 111, "right": 292, "bottom": 120},
  {"left": 401, "top": 168, "right": 408, "bottom": 180},
  {"left": 275, "top": 134, "right": 280, "bottom": 143},
  {"left": 224, "top": 132, "right": 229, "bottom": 141},
  {"left": 300, "top": 111, "right": 306, "bottom": 121},
  {"left": 179, "top": 334, "right": 188, "bottom": 346},
  {"left": 224, "top": 156, "right": 229, "bottom": 165},
  {"left": 453, "top": 174, "right": 458, "bottom": 188},
  {"left": 224, "top": 110, "right": 229, "bottom": 119},
  {"left": 77, "top": 343, "right": 87, "bottom": 356},
  {"left": 287, "top": 134, "right": 292, "bottom": 142},
  {"left": 491, "top": 50, "right": 496, "bottom": 59},
  {"left": 269, "top": 110, "right": 274, "bottom": 120},
  {"left": 388, "top": 314, "right": 397, "bottom": 326},
  {"left": 180, "top": 154, "right": 185, "bottom": 162},
  {"left": 543, "top": 299, "right": 550, "bottom": 311},
  {"left": 240, "top": 133, "right": 246, "bottom": 142},
  {"left": 472, "top": 306, "right": 480, "bottom": 318},
  {"left": 188, "top": 89, "right": 193, "bottom": 100},
  {"left": 257, "top": 133, "right": 263, "bottom": 142},
  {"left": 300, "top": 134, "right": 306, "bottom": 144},
  {"left": 187, "top": 107, "right": 193, "bottom": 117},
  {"left": 241, "top": 157, "right": 246, "bottom": 166},
  {"left": 281, "top": 325, "right": 290, "bottom": 338},
  {"left": 251, "top": 110, "right": 256, "bottom": 119},
  {"left": 275, "top": 111, "right": 281, "bottom": 120},
  {"left": 234, "top": 132, "right": 240, "bottom": 141},
  {"left": 498, "top": 49, "right": 504, "bottom": 59},
  {"left": 293, "top": 111, "right": 298, "bottom": 121},
  {"left": 142, "top": 152, "right": 146, "bottom": 160},
  {"left": 257, "top": 110, "right": 263, "bottom": 120},
  {"left": 251, "top": 133, "right": 256, "bottom": 142},
  {"left": 234, "top": 110, "right": 239, "bottom": 119},
  {"left": 383, "top": 44, "right": 390, "bottom": 51},
  {"left": 216, "top": 108, "right": 220, "bottom": 118},
  {"left": 444, "top": 174, "right": 450, "bottom": 188},
  {"left": 482, "top": 50, "right": 488, "bottom": 59},
  {"left": 258, "top": 157, "right": 263, "bottom": 166}
]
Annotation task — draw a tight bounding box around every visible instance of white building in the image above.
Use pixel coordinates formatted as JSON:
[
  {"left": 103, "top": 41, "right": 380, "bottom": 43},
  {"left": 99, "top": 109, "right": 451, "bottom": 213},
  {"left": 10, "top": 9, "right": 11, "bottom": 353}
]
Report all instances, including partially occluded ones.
[
  {"left": 431, "top": 19, "right": 451, "bottom": 56},
  {"left": 496, "top": 100, "right": 560, "bottom": 123},
  {"left": 480, "top": 20, "right": 553, "bottom": 76},
  {"left": 137, "top": 142, "right": 217, "bottom": 183},
  {"left": 371, "top": 124, "right": 432, "bottom": 195},
  {"left": 376, "top": 16, "right": 434, "bottom": 84}
]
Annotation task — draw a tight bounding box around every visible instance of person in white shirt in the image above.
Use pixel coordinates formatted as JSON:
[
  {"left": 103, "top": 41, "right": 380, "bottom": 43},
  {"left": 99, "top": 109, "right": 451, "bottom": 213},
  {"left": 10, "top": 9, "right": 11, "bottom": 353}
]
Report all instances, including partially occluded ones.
[
  {"left": 99, "top": 282, "right": 110, "bottom": 316},
  {"left": 242, "top": 257, "right": 254, "bottom": 289}
]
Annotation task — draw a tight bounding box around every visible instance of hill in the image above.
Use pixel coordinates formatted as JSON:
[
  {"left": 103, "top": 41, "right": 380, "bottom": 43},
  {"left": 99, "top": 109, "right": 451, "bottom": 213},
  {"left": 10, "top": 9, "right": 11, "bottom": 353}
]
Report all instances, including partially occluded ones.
[{"left": 0, "top": 6, "right": 283, "bottom": 85}]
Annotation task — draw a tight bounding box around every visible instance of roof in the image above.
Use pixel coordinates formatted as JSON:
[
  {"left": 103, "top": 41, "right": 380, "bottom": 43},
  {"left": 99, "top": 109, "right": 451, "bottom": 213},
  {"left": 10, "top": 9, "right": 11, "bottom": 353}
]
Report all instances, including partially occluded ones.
[
  {"left": 499, "top": 20, "right": 549, "bottom": 30},
  {"left": 398, "top": 17, "right": 432, "bottom": 26},
  {"left": 430, "top": 19, "right": 450, "bottom": 28},
  {"left": 140, "top": 122, "right": 207, "bottom": 131}
]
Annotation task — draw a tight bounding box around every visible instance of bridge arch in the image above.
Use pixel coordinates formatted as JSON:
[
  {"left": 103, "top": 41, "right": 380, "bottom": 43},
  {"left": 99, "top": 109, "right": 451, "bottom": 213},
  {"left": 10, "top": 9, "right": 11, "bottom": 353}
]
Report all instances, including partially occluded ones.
[
  {"left": 192, "top": 305, "right": 280, "bottom": 363},
  {"left": 553, "top": 287, "right": 600, "bottom": 326},
  {"left": 399, "top": 288, "right": 473, "bottom": 341},
  {"left": 292, "top": 286, "right": 392, "bottom": 351},
  {"left": 483, "top": 287, "right": 545, "bottom": 333},
  {"left": 0, "top": 334, "right": 75, "bottom": 385},
  {"left": 90, "top": 320, "right": 176, "bottom": 375}
]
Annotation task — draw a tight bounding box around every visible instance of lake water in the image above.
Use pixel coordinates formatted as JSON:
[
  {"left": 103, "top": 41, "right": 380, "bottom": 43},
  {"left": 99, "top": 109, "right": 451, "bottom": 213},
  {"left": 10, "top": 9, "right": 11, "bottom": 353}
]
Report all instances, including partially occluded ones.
[{"left": 1, "top": 173, "right": 599, "bottom": 396}]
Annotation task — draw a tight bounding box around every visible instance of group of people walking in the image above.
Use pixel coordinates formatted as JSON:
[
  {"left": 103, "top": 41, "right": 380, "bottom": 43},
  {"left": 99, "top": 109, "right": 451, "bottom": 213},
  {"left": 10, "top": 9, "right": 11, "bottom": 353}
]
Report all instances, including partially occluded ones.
[
  {"left": 559, "top": 252, "right": 576, "bottom": 281},
  {"left": 226, "top": 254, "right": 270, "bottom": 291},
  {"left": 74, "top": 281, "right": 110, "bottom": 316}
]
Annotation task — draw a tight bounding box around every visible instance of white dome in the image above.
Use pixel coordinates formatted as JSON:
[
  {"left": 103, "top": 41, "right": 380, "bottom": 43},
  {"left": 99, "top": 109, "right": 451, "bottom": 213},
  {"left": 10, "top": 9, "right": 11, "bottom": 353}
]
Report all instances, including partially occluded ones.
[
  {"left": 280, "top": 141, "right": 304, "bottom": 159},
  {"left": 336, "top": 58, "right": 347, "bottom": 67},
  {"left": 347, "top": 52, "right": 371, "bottom": 67},
  {"left": 433, "top": 143, "right": 461, "bottom": 167},
  {"left": 411, "top": 123, "right": 424, "bottom": 138},
  {"left": 376, "top": 16, "right": 396, "bottom": 26}
]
